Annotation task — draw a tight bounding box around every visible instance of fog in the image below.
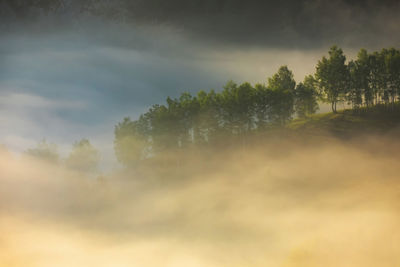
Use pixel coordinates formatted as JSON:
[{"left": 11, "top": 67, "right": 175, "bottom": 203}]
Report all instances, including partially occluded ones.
[
  {"left": 1, "top": 133, "right": 400, "bottom": 267},
  {"left": 0, "top": 22, "right": 328, "bottom": 168},
  {"left": 1, "top": 19, "right": 359, "bottom": 170},
  {"left": 1, "top": 1, "right": 400, "bottom": 265}
]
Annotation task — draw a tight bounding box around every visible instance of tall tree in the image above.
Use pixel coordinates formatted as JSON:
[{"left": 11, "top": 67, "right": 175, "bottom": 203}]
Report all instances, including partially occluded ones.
[
  {"left": 315, "top": 46, "right": 349, "bottom": 113},
  {"left": 369, "top": 51, "right": 386, "bottom": 104},
  {"left": 295, "top": 75, "right": 319, "bottom": 118},
  {"left": 146, "top": 104, "right": 177, "bottom": 151},
  {"left": 382, "top": 48, "right": 400, "bottom": 107},
  {"left": 268, "top": 66, "right": 296, "bottom": 92},
  {"left": 218, "top": 81, "right": 255, "bottom": 134},
  {"left": 347, "top": 60, "right": 364, "bottom": 110},
  {"left": 196, "top": 90, "right": 221, "bottom": 144},
  {"left": 267, "top": 66, "right": 296, "bottom": 125},
  {"left": 178, "top": 92, "right": 200, "bottom": 146},
  {"left": 355, "top": 49, "right": 373, "bottom": 107},
  {"left": 253, "top": 83, "right": 271, "bottom": 129}
]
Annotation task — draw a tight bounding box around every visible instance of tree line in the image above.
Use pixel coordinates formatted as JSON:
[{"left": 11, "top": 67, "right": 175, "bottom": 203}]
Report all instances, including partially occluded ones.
[
  {"left": 317, "top": 46, "right": 400, "bottom": 112},
  {"left": 25, "top": 139, "right": 100, "bottom": 173},
  {"left": 114, "top": 46, "right": 400, "bottom": 166},
  {"left": 114, "top": 66, "right": 318, "bottom": 165}
]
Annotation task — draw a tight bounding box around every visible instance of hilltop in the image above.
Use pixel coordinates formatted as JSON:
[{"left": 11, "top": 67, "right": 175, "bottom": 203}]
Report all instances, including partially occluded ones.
[{"left": 288, "top": 103, "right": 400, "bottom": 138}]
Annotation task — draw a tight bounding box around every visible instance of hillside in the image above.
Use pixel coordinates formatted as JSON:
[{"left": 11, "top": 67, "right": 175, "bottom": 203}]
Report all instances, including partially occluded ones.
[{"left": 288, "top": 103, "right": 400, "bottom": 138}]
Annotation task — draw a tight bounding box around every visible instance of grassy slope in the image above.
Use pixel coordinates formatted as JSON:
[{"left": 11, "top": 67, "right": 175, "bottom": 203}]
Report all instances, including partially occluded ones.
[{"left": 287, "top": 103, "right": 400, "bottom": 138}]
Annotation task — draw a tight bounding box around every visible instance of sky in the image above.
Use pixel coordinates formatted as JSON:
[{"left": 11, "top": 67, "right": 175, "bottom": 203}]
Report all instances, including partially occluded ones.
[{"left": 1, "top": 0, "right": 399, "bottom": 169}]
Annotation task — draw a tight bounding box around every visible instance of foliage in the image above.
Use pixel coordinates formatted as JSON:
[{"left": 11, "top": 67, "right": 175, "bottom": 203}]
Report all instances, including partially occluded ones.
[
  {"left": 295, "top": 75, "right": 319, "bottom": 118},
  {"left": 114, "top": 66, "right": 304, "bottom": 165},
  {"left": 115, "top": 46, "right": 400, "bottom": 166},
  {"left": 26, "top": 140, "right": 59, "bottom": 164},
  {"left": 66, "top": 139, "right": 100, "bottom": 173},
  {"left": 288, "top": 102, "right": 400, "bottom": 137},
  {"left": 315, "top": 46, "right": 349, "bottom": 113}
]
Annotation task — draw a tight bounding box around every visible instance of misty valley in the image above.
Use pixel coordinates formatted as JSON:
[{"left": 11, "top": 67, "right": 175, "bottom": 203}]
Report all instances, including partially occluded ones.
[
  {"left": 1, "top": 1, "right": 400, "bottom": 266},
  {"left": 1, "top": 129, "right": 400, "bottom": 266}
]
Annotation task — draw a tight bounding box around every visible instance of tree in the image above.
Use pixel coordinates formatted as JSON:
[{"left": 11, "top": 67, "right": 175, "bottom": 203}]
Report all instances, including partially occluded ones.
[
  {"left": 347, "top": 60, "right": 364, "bottom": 110},
  {"left": 196, "top": 90, "right": 221, "bottom": 144},
  {"left": 355, "top": 49, "right": 373, "bottom": 107},
  {"left": 254, "top": 83, "right": 271, "bottom": 129},
  {"left": 178, "top": 92, "right": 200, "bottom": 146},
  {"left": 315, "top": 46, "right": 349, "bottom": 113},
  {"left": 369, "top": 51, "right": 386, "bottom": 104},
  {"left": 267, "top": 66, "right": 296, "bottom": 125},
  {"left": 113, "top": 45, "right": 400, "bottom": 163},
  {"left": 218, "top": 81, "right": 256, "bottom": 134},
  {"left": 114, "top": 116, "right": 150, "bottom": 166},
  {"left": 295, "top": 75, "right": 319, "bottom": 118},
  {"left": 26, "top": 140, "right": 59, "bottom": 164},
  {"left": 382, "top": 48, "right": 400, "bottom": 107},
  {"left": 147, "top": 101, "right": 182, "bottom": 151},
  {"left": 268, "top": 66, "right": 296, "bottom": 92},
  {"left": 66, "top": 139, "right": 100, "bottom": 173}
]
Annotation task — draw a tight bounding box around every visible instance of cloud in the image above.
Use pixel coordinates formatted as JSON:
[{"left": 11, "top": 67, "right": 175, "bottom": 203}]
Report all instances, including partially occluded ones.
[
  {"left": 0, "top": 29, "right": 241, "bottom": 168},
  {"left": 1, "top": 0, "right": 400, "bottom": 49},
  {"left": 1, "top": 135, "right": 400, "bottom": 266},
  {"left": 0, "top": 92, "right": 86, "bottom": 110}
]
